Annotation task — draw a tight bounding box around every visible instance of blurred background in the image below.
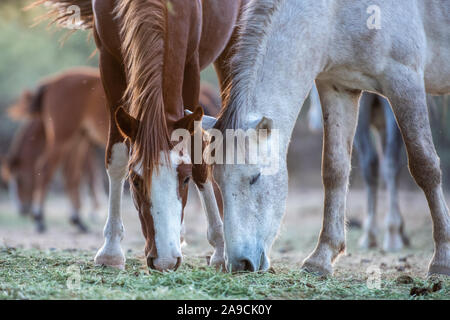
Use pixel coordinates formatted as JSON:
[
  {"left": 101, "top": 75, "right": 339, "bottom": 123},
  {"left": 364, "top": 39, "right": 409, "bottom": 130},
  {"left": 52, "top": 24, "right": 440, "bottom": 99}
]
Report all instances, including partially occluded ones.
[{"left": 0, "top": 0, "right": 449, "bottom": 275}]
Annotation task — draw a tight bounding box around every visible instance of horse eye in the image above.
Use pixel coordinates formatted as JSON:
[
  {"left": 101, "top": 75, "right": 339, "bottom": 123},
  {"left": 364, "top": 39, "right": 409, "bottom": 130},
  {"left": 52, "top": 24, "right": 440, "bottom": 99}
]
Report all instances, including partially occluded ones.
[
  {"left": 183, "top": 177, "right": 191, "bottom": 185},
  {"left": 250, "top": 173, "right": 261, "bottom": 185}
]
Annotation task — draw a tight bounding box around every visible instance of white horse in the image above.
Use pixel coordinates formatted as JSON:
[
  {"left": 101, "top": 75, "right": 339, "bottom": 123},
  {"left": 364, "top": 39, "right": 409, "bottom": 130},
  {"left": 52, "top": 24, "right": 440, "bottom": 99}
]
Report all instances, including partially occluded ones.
[{"left": 210, "top": 0, "right": 450, "bottom": 275}]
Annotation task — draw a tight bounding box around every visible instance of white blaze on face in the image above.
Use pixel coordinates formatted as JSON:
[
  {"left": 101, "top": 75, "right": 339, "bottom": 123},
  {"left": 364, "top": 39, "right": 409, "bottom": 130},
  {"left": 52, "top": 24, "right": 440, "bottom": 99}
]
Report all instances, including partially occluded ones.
[{"left": 149, "top": 150, "right": 190, "bottom": 263}]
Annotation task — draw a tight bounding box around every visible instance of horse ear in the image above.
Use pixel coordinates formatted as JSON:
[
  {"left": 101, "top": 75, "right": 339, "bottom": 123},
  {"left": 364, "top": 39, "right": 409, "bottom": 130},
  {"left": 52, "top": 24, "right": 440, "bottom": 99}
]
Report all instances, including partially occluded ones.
[
  {"left": 255, "top": 116, "right": 273, "bottom": 135},
  {"left": 115, "top": 107, "right": 140, "bottom": 142},
  {"left": 176, "top": 106, "right": 204, "bottom": 134},
  {"left": 184, "top": 109, "right": 217, "bottom": 130}
]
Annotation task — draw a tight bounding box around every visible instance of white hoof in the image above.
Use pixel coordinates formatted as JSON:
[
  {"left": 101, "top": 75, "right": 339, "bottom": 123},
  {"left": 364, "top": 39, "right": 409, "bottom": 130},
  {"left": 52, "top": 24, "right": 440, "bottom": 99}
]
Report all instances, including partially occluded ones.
[{"left": 94, "top": 243, "right": 126, "bottom": 270}]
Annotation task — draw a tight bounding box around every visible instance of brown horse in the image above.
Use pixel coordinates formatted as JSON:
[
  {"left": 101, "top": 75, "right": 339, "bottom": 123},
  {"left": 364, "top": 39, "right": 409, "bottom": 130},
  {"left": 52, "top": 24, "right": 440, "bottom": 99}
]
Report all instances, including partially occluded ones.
[
  {"left": 34, "top": 0, "right": 247, "bottom": 271},
  {"left": 1, "top": 116, "right": 104, "bottom": 232},
  {"left": 6, "top": 67, "right": 110, "bottom": 232}
]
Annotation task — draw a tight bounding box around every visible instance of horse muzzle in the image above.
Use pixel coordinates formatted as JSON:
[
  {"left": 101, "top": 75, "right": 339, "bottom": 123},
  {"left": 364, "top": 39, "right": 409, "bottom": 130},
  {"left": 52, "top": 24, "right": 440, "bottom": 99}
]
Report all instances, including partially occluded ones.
[
  {"left": 147, "top": 255, "right": 182, "bottom": 272},
  {"left": 226, "top": 247, "right": 269, "bottom": 272}
]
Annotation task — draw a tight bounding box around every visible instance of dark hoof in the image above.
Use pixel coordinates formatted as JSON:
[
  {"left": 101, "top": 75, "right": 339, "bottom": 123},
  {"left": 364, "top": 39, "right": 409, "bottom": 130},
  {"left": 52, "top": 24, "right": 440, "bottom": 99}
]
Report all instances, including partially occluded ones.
[
  {"left": 36, "top": 222, "right": 47, "bottom": 234},
  {"left": 70, "top": 216, "right": 89, "bottom": 233}
]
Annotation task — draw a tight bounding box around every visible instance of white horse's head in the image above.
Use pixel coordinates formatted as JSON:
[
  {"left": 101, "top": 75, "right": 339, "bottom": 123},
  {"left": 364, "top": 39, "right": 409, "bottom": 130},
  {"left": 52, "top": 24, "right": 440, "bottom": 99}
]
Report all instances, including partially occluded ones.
[{"left": 203, "top": 115, "right": 287, "bottom": 272}]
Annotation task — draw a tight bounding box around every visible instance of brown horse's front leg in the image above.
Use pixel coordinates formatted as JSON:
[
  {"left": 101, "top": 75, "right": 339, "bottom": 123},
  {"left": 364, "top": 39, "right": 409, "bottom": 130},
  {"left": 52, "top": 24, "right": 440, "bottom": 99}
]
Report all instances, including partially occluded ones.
[{"left": 33, "top": 145, "right": 64, "bottom": 233}]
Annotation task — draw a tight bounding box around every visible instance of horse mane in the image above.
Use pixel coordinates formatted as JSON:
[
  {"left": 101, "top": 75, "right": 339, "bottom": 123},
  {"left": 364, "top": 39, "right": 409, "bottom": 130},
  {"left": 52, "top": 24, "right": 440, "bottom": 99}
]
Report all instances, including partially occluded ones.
[
  {"left": 115, "top": 0, "right": 170, "bottom": 196},
  {"left": 215, "top": 0, "right": 284, "bottom": 132},
  {"left": 28, "top": 0, "right": 94, "bottom": 30}
]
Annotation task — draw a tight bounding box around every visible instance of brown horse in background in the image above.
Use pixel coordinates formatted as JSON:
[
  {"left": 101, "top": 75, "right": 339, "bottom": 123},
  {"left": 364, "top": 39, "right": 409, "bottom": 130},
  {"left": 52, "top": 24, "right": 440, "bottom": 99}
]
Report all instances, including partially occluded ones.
[
  {"left": 34, "top": 0, "right": 247, "bottom": 271},
  {"left": 1, "top": 116, "right": 104, "bottom": 232},
  {"left": 6, "top": 67, "right": 109, "bottom": 232}
]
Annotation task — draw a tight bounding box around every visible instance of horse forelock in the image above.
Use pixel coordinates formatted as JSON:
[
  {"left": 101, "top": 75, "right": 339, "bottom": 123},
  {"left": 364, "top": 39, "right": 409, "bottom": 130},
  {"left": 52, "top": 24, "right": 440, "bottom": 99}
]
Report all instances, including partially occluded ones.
[
  {"left": 116, "top": 0, "right": 170, "bottom": 197},
  {"left": 216, "top": 0, "right": 284, "bottom": 133}
]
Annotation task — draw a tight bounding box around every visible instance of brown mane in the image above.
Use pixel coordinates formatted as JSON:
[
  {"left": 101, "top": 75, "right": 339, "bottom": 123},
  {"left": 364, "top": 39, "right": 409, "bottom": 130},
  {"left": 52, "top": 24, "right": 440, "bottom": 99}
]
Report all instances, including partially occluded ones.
[{"left": 115, "top": 0, "right": 170, "bottom": 196}]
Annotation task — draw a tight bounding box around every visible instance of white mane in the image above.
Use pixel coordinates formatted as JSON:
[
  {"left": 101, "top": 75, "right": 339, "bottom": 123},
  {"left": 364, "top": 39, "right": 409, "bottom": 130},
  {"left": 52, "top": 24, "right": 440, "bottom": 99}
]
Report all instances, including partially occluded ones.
[{"left": 217, "top": 0, "right": 284, "bottom": 131}]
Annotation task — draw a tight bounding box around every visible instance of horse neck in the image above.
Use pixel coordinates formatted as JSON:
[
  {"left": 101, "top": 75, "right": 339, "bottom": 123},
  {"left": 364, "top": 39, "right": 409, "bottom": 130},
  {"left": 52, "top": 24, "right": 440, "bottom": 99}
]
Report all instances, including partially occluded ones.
[{"left": 229, "top": 0, "right": 330, "bottom": 153}]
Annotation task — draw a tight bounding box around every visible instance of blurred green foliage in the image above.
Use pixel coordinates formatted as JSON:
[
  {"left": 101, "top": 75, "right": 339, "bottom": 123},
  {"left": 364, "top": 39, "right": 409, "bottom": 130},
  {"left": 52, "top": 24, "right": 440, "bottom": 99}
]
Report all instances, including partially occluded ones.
[{"left": 0, "top": 0, "right": 98, "bottom": 148}]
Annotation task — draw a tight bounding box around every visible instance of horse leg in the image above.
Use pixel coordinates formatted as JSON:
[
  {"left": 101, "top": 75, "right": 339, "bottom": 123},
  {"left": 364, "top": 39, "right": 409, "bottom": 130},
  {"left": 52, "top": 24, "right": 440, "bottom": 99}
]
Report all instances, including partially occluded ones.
[
  {"left": 61, "top": 139, "right": 89, "bottom": 233},
  {"left": 195, "top": 179, "right": 225, "bottom": 269},
  {"left": 33, "top": 147, "right": 63, "bottom": 233},
  {"left": 382, "top": 73, "right": 450, "bottom": 276},
  {"left": 302, "top": 83, "right": 361, "bottom": 275},
  {"left": 380, "top": 97, "right": 409, "bottom": 251},
  {"left": 93, "top": 42, "right": 129, "bottom": 270},
  {"left": 62, "top": 164, "right": 88, "bottom": 233},
  {"left": 85, "top": 148, "right": 104, "bottom": 223},
  {"left": 354, "top": 93, "right": 379, "bottom": 249}
]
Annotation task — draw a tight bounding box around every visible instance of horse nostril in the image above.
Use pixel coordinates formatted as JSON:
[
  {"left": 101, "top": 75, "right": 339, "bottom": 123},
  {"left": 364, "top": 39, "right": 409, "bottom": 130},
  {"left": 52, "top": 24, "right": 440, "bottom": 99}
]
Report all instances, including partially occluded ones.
[
  {"left": 242, "top": 259, "right": 256, "bottom": 272},
  {"left": 232, "top": 258, "right": 256, "bottom": 272}
]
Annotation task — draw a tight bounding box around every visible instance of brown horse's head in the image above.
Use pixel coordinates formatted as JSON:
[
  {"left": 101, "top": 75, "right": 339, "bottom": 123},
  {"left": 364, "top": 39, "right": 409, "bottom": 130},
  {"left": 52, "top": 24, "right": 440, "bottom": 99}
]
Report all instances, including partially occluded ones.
[
  {"left": 115, "top": 106, "right": 212, "bottom": 271},
  {"left": 2, "top": 120, "right": 45, "bottom": 216}
]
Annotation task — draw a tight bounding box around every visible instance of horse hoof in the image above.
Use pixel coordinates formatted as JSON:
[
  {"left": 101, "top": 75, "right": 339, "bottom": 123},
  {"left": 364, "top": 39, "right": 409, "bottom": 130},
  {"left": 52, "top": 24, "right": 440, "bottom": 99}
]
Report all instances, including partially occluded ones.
[
  {"left": 428, "top": 245, "right": 450, "bottom": 276},
  {"left": 70, "top": 216, "right": 89, "bottom": 233},
  {"left": 94, "top": 246, "right": 126, "bottom": 270},
  {"left": 358, "top": 233, "right": 377, "bottom": 250},
  {"left": 428, "top": 264, "right": 450, "bottom": 277},
  {"left": 301, "top": 257, "right": 333, "bottom": 276},
  {"left": 76, "top": 222, "right": 89, "bottom": 234},
  {"left": 383, "top": 232, "right": 404, "bottom": 252},
  {"left": 209, "top": 253, "right": 226, "bottom": 271},
  {"left": 36, "top": 223, "right": 47, "bottom": 234}
]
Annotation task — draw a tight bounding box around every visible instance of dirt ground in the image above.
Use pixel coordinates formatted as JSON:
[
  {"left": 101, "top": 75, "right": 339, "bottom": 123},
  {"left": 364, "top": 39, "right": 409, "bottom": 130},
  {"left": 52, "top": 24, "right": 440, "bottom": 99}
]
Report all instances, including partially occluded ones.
[{"left": 0, "top": 182, "right": 439, "bottom": 280}]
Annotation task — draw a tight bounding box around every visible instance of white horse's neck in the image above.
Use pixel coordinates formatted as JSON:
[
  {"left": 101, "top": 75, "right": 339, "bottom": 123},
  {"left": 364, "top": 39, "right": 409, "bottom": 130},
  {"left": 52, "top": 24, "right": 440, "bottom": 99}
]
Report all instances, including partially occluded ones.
[{"left": 226, "top": 0, "right": 330, "bottom": 152}]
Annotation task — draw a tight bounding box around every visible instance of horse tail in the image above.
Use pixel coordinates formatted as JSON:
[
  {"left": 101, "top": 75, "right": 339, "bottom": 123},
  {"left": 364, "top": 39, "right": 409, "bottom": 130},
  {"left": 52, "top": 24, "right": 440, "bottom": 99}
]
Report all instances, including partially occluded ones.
[
  {"left": 28, "top": 0, "right": 94, "bottom": 29},
  {"left": 116, "top": 0, "right": 170, "bottom": 196},
  {"left": 8, "top": 84, "right": 47, "bottom": 120}
]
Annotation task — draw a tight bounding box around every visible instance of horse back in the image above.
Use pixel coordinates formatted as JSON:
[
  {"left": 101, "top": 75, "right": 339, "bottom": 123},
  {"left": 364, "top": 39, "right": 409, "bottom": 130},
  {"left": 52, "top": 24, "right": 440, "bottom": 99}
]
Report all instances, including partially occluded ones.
[{"left": 41, "top": 68, "right": 108, "bottom": 145}]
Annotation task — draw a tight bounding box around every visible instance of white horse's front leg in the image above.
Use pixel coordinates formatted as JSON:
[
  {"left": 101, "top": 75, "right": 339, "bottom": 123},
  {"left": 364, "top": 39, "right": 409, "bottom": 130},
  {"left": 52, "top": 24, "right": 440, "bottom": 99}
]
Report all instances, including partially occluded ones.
[
  {"left": 94, "top": 143, "right": 129, "bottom": 270},
  {"left": 195, "top": 180, "right": 225, "bottom": 270},
  {"left": 302, "top": 84, "right": 361, "bottom": 275}
]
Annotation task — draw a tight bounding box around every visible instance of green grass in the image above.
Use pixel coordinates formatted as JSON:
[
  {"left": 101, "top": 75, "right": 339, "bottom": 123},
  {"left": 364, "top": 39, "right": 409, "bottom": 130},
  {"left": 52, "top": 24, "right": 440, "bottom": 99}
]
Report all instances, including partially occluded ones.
[{"left": 0, "top": 247, "right": 448, "bottom": 300}]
